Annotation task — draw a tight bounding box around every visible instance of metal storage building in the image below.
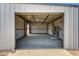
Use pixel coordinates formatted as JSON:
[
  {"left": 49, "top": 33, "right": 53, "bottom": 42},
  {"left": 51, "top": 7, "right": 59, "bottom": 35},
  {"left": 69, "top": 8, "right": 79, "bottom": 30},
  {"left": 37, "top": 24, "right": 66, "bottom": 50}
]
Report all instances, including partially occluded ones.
[{"left": 0, "top": 3, "right": 78, "bottom": 50}]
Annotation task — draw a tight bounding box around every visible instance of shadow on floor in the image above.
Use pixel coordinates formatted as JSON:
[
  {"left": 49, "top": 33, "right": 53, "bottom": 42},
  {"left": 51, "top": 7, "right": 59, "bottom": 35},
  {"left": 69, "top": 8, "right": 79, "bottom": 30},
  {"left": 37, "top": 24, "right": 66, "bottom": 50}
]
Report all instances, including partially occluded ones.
[{"left": 16, "top": 34, "right": 63, "bottom": 50}]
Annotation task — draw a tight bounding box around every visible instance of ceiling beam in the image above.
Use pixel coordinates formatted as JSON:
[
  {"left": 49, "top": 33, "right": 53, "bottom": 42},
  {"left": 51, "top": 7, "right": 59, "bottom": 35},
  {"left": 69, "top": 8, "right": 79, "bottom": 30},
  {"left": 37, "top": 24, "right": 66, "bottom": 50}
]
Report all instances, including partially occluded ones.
[
  {"left": 42, "top": 14, "right": 49, "bottom": 23},
  {"left": 48, "top": 15, "right": 63, "bottom": 24},
  {"left": 17, "top": 15, "right": 31, "bottom": 23},
  {"left": 32, "top": 15, "right": 36, "bottom": 23}
]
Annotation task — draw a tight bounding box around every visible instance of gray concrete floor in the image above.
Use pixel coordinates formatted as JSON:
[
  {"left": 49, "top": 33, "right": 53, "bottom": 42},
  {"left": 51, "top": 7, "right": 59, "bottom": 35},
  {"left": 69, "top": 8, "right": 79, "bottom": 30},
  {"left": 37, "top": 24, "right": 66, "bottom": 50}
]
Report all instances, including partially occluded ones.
[{"left": 16, "top": 34, "right": 63, "bottom": 49}]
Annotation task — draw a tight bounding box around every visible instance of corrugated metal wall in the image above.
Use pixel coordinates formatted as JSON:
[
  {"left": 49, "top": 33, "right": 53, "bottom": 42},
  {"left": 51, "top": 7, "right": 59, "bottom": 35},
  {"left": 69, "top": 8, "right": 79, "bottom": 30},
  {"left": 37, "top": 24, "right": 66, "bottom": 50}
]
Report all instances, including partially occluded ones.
[
  {"left": 78, "top": 8, "right": 79, "bottom": 49},
  {"left": 31, "top": 23, "right": 47, "bottom": 33},
  {"left": 0, "top": 4, "right": 78, "bottom": 50},
  {"left": 0, "top": 5, "right": 1, "bottom": 49},
  {"left": 48, "top": 17, "right": 64, "bottom": 40},
  {"left": 0, "top": 4, "right": 15, "bottom": 50},
  {"left": 16, "top": 16, "right": 24, "bottom": 40}
]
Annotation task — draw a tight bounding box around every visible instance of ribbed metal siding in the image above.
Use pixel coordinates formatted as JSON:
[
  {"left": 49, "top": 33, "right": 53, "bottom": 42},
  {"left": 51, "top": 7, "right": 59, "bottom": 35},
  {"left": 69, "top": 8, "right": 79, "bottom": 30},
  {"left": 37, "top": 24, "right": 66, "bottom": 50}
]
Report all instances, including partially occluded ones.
[
  {"left": 0, "top": 4, "right": 1, "bottom": 49},
  {"left": 0, "top": 4, "right": 15, "bottom": 50}
]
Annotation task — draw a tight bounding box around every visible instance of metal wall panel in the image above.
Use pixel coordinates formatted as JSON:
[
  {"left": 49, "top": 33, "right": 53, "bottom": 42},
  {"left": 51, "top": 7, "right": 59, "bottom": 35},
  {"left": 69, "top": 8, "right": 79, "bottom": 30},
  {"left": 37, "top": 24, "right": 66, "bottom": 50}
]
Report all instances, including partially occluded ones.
[
  {"left": 0, "top": 4, "right": 5, "bottom": 50},
  {"left": 31, "top": 23, "right": 47, "bottom": 33},
  {"left": 0, "top": 4, "right": 1, "bottom": 49},
  {"left": 9, "top": 4, "right": 15, "bottom": 50},
  {"left": 16, "top": 16, "right": 24, "bottom": 39},
  {"left": 73, "top": 7, "right": 78, "bottom": 49},
  {"left": 67, "top": 7, "right": 73, "bottom": 49},
  {"left": 78, "top": 8, "right": 79, "bottom": 49}
]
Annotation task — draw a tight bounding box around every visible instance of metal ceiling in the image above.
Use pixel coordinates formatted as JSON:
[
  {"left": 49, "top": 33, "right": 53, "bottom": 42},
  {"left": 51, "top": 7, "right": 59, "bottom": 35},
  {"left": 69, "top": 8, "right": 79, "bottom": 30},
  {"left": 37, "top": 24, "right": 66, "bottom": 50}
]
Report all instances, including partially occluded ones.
[{"left": 16, "top": 13, "right": 64, "bottom": 24}]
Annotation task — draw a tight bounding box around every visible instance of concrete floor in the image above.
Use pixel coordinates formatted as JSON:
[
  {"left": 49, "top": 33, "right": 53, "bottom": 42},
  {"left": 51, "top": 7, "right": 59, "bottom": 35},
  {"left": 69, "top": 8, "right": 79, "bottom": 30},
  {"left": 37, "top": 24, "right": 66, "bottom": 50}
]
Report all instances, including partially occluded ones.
[{"left": 16, "top": 34, "right": 63, "bottom": 49}]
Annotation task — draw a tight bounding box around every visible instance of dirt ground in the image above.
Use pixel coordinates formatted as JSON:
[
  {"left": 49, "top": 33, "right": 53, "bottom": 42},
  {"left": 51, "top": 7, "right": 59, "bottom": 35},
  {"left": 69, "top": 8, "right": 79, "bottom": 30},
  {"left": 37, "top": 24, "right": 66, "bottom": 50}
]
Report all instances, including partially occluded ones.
[
  {"left": 0, "top": 49, "right": 79, "bottom": 56},
  {"left": 68, "top": 50, "right": 79, "bottom": 56},
  {"left": 0, "top": 49, "right": 73, "bottom": 56},
  {"left": 0, "top": 51, "right": 14, "bottom": 56}
]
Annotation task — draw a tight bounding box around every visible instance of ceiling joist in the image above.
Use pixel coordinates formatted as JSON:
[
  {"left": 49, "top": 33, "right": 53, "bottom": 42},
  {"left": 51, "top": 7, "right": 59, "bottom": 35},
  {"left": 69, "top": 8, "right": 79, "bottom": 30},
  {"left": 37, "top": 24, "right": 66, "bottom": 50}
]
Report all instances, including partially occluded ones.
[
  {"left": 42, "top": 14, "right": 49, "bottom": 23},
  {"left": 17, "top": 15, "right": 31, "bottom": 23},
  {"left": 48, "top": 15, "right": 64, "bottom": 24},
  {"left": 32, "top": 15, "right": 36, "bottom": 23}
]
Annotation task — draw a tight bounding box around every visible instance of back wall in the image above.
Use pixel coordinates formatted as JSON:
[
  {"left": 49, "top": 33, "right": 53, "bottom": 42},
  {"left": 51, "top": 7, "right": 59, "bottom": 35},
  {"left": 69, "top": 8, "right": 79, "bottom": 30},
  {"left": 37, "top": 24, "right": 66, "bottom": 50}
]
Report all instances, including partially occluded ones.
[{"left": 31, "top": 23, "right": 47, "bottom": 33}]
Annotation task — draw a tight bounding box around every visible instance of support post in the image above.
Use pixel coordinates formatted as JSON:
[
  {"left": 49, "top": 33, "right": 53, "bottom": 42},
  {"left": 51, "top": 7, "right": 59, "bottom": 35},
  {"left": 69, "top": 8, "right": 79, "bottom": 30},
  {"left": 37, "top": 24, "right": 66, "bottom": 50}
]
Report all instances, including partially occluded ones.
[
  {"left": 29, "top": 24, "right": 31, "bottom": 34},
  {"left": 52, "top": 22, "right": 54, "bottom": 36},
  {"left": 47, "top": 24, "right": 48, "bottom": 34},
  {"left": 24, "top": 20, "right": 26, "bottom": 36}
]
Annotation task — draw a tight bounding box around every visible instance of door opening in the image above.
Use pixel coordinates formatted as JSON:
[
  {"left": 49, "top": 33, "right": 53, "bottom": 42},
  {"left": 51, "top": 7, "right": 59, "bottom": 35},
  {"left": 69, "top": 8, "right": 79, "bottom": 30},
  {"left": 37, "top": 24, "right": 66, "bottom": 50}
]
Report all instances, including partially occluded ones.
[{"left": 15, "top": 13, "right": 64, "bottom": 50}]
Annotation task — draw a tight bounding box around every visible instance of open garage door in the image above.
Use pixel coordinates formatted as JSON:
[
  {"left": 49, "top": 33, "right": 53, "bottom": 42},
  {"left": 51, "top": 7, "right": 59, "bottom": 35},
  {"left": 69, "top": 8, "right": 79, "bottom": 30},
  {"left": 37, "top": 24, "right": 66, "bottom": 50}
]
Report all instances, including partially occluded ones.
[{"left": 15, "top": 13, "right": 64, "bottom": 49}]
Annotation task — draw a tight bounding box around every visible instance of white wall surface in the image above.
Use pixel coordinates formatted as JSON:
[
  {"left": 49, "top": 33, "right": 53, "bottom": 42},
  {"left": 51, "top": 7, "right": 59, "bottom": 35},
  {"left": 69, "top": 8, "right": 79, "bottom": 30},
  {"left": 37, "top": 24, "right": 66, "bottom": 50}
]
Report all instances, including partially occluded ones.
[
  {"left": 78, "top": 8, "right": 79, "bottom": 49},
  {"left": 31, "top": 23, "right": 47, "bottom": 33},
  {"left": 73, "top": 8, "right": 78, "bottom": 49},
  {"left": 0, "top": 4, "right": 78, "bottom": 50},
  {"left": 0, "top": 4, "right": 15, "bottom": 50},
  {"left": 0, "top": 3, "right": 1, "bottom": 46}
]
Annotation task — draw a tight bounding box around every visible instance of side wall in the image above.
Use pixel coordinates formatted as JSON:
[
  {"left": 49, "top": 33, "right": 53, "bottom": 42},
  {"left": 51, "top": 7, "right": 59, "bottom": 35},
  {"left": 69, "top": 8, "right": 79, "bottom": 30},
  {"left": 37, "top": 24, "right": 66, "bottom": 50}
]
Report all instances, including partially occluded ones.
[
  {"left": 0, "top": 4, "right": 78, "bottom": 50},
  {"left": 15, "top": 16, "right": 24, "bottom": 40},
  {"left": 48, "top": 17, "right": 64, "bottom": 40},
  {"left": 54, "top": 17, "right": 64, "bottom": 40}
]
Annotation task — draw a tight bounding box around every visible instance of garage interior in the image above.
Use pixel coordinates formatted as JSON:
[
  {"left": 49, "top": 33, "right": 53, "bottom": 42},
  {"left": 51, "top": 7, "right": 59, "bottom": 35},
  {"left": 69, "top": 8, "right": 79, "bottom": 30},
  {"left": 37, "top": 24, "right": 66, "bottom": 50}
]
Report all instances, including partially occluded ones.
[{"left": 15, "top": 13, "right": 64, "bottom": 49}]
